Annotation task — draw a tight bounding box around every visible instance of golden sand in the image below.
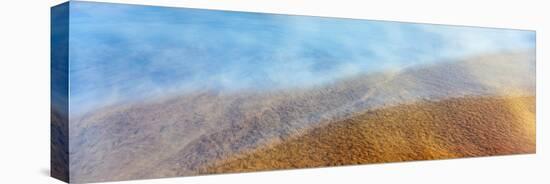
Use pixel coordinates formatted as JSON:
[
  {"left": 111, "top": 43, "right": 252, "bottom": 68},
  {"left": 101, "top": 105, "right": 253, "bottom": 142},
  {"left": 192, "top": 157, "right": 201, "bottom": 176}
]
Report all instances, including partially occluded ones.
[{"left": 203, "top": 96, "right": 536, "bottom": 174}]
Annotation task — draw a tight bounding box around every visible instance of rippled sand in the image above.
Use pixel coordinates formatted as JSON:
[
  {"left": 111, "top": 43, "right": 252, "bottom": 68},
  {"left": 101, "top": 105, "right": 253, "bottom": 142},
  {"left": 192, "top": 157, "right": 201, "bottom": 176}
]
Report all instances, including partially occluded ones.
[
  {"left": 67, "top": 51, "right": 535, "bottom": 183},
  {"left": 204, "top": 96, "right": 535, "bottom": 173}
]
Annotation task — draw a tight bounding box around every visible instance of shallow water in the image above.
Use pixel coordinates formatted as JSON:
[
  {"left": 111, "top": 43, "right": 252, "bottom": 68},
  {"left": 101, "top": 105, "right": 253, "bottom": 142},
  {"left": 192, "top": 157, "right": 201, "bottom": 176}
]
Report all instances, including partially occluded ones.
[{"left": 63, "top": 1, "right": 535, "bottom": 114}]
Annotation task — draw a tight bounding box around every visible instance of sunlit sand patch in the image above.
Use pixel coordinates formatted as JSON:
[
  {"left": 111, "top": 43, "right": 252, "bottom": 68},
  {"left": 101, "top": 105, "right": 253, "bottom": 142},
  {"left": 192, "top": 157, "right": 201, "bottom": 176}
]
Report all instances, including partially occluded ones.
[{"left": 202, "top": 96, "right": 535, "bottom": 174}]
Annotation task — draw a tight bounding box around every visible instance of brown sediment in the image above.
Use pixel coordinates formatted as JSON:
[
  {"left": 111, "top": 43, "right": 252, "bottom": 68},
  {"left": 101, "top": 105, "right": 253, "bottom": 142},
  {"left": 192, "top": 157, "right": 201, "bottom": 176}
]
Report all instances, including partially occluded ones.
[
  {"left": 203, "top": 96, "right": 535, "bottom": 174},
  {"left": 67, "top": 51, "right": 535, "bottom": 183}
]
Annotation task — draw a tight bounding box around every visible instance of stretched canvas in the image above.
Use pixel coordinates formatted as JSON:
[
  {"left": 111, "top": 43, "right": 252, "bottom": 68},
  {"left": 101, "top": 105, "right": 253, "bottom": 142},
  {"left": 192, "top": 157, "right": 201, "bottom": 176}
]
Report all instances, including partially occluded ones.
[{"left": 51, "top": 1, "right": 536, "bottom": 183}]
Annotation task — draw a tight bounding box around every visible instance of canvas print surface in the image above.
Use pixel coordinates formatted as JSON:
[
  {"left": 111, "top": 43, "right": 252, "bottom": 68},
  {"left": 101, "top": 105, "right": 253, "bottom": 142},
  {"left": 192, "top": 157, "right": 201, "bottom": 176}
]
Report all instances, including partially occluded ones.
[{"left": 51, "top": 1, "right": 536, "bottom": 183}]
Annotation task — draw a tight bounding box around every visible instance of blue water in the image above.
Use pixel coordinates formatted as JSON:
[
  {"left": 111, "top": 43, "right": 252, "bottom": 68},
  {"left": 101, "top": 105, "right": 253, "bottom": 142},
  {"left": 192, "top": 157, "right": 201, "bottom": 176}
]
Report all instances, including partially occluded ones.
[{"left": 64, "top": 1, "right": 535, "bottom": 115}]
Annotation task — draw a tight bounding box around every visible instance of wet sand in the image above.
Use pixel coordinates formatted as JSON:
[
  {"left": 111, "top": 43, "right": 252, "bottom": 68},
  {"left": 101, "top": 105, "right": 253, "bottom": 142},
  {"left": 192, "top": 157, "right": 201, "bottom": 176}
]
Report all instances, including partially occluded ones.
[
  {"left": 204, "top": 96, "right": 535, "bottom": 174},
  {"left": 67, "top": 51, "right": 535, "bottom": 183}
]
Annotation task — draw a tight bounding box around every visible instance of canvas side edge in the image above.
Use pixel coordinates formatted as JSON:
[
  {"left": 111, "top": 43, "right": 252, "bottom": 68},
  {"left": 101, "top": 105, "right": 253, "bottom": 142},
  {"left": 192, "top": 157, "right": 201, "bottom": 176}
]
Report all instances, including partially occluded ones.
[{"left": 51, "top": 2, "right": 70, "bottom": 183}]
